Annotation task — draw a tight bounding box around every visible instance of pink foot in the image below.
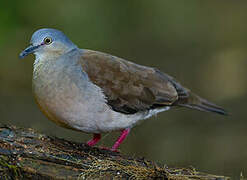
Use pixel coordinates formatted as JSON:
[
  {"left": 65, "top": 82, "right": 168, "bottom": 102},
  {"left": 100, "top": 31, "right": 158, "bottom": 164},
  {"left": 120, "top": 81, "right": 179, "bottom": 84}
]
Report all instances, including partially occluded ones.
[
  {"left": 99, "top": 146, "right": 120, "bottom": 153},
  {"left": 111, "top": 128, "right": 130, "bottom": 151},
  {"left": 87, "top": 134, "right": 101, "bottom": 146}
]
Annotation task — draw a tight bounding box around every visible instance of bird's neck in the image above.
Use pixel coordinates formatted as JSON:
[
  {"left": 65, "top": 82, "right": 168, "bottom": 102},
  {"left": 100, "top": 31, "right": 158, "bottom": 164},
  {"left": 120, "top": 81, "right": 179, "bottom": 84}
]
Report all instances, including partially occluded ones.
[
  {"left": 33, "top": 55, "right": 54, "bottom": 74},
  {"left": 33, "top": 49, "right": 70, "bottom": 72},
  {"left": 34, "top": 51, "right": 60, "bottom": 64}
]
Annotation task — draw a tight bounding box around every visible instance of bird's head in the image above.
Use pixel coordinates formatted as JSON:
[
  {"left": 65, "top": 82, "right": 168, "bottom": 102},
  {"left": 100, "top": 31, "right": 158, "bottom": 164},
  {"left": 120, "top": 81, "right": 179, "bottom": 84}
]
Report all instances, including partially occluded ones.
[{"left": 19, "top": 28, "right": 77, "bottom": 59}]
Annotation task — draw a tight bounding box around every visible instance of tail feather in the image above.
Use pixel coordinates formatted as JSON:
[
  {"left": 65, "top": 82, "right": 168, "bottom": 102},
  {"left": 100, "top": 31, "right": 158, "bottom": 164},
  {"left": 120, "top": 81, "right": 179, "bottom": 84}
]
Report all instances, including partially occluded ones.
[{"left": 175, "top": 92, "right": 227, "bottom": 115}]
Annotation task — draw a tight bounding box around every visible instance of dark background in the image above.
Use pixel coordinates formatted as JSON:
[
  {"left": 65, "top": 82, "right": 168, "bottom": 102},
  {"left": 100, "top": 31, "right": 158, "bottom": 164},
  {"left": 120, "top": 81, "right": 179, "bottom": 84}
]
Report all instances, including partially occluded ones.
[{"left": 1, "top": 1, "right": 246, "bottom": 179}]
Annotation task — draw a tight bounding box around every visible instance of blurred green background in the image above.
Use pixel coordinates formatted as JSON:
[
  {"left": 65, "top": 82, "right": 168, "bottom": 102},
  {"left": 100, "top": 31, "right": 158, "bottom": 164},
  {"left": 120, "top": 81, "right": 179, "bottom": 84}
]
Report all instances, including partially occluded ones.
[{"left": 1, "top": 0, "right": 247, "bottom": 179}]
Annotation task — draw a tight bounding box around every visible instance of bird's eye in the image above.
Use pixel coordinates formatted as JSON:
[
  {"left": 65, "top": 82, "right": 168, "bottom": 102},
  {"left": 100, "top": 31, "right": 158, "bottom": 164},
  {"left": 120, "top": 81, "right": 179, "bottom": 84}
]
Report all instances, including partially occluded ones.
[{"left": 44, "top": 37, "right": 52, "bottom": 45}]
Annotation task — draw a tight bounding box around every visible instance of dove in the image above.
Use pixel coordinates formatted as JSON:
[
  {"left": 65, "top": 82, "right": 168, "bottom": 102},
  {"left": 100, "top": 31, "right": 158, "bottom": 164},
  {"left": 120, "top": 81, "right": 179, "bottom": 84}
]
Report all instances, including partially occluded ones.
[{"left": 20, "top": 28, "right": 226, "bottom": 151}]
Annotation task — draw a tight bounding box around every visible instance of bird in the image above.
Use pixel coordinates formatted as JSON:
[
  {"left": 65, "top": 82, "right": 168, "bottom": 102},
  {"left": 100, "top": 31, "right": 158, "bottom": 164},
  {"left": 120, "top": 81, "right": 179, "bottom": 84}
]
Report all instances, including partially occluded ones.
[{"left": 19, "top": 28, "right": 226, "bottom": 151}]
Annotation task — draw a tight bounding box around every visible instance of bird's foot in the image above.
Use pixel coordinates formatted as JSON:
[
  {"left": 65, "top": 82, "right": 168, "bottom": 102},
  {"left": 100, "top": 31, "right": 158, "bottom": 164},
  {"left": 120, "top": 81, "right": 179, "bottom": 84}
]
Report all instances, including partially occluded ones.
[
  {"left": 86, "top": 128, "right": 130, "bottom": 152},
  {"left": 87, "top": 133, "right": 101, "bottom": 146},
  {"left": 99, "top": 146, "right": 120, "bottom": 152},
  {"left": 111, "top": 128, "right": 130, "bottom": 151}
]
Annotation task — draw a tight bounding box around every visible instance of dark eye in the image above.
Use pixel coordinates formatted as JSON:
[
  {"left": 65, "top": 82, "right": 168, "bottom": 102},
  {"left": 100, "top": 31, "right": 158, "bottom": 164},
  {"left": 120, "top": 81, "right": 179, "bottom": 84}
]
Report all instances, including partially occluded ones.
[{"left": 44, "top": 37, "right": 52, "bottom": 45}]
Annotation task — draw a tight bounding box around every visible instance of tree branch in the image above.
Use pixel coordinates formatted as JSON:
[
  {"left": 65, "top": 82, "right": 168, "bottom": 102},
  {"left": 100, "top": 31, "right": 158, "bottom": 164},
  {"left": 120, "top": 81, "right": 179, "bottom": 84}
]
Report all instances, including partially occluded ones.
[{"left": 0, "top": 125, "right": 229, "bottom": 179}]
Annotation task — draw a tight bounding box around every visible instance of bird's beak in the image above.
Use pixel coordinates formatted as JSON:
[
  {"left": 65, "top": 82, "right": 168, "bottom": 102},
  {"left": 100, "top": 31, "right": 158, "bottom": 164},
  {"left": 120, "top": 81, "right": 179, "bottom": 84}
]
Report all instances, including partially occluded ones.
[{"left": 19, "top": 44, "right": 42, "bottom": 59}]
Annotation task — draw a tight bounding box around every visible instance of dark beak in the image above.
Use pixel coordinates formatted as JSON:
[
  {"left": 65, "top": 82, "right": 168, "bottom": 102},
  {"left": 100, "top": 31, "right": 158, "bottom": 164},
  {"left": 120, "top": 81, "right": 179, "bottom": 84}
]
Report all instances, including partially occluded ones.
[{"left": 19, "top": 44, "right": 41, "bottom": 59}]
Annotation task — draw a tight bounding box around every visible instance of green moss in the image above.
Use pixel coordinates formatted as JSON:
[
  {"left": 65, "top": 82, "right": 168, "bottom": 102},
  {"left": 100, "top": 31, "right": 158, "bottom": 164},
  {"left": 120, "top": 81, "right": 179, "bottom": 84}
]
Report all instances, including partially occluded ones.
[{"left": 0, "top": 155, "right": 21, "bottom": 179}]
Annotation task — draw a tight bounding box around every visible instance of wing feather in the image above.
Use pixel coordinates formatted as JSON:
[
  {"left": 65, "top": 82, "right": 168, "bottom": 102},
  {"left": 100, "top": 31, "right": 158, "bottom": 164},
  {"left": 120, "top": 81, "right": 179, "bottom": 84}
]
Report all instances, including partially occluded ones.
[
  {"left": 79, "top": 49, "right": 226, "bottom": 115},
  {"left": 79, "top": 49, "right": 178, "bottom": 114}
]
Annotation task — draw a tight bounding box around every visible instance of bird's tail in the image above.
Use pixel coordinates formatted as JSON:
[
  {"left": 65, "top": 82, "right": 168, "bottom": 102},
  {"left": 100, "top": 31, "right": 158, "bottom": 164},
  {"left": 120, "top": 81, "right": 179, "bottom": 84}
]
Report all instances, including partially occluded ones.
[{"left": 175, "top": 92, "right": 227, "bottom": 115}]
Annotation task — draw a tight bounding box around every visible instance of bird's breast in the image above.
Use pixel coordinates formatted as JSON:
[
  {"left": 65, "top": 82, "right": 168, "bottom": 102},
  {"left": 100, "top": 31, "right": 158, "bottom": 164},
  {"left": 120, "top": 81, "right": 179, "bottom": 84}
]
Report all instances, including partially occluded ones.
[{"left": 32, "top": 57, "right": 134, "bottom": 133}]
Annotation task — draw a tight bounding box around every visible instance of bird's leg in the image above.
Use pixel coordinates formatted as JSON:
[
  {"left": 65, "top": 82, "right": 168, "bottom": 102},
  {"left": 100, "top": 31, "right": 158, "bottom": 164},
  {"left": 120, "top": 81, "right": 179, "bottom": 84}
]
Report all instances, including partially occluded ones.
[
  {"left": 87, "top": 133, "right": 101, "bottom": 146},
  {"left": 111, "top": 128, "right": 130, "bottom": 151}
]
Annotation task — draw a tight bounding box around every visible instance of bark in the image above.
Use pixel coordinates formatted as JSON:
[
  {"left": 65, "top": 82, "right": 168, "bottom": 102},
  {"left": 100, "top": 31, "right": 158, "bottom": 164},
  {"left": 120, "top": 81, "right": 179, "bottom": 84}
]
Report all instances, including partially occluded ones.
[{"left": 0, "top": 124, "right": 229, "bottom": 180}]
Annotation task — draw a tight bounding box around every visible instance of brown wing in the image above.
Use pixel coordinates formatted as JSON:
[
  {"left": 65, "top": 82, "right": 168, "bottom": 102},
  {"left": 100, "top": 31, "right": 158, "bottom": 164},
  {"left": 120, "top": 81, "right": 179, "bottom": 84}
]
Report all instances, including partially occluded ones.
[
  {"left": 79, "top": 49, "right": 226, "bottom": 115},
  {"left": 79, "top": 49, "right": 179, "bottom": 114}
]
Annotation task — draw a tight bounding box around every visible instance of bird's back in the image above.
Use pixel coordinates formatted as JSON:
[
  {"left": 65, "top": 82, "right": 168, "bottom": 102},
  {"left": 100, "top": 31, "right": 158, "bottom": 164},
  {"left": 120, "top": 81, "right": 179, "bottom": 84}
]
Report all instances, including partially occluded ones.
[{"left": 79, "top": 49, "right": 226, "bottom": 115}]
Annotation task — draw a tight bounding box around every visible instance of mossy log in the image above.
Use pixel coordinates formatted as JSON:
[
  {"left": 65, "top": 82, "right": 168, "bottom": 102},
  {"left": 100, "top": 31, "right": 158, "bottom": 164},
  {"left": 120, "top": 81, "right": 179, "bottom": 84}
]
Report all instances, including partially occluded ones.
[{"left": 0, "top": 125, "right": 229, "bottom": 180}]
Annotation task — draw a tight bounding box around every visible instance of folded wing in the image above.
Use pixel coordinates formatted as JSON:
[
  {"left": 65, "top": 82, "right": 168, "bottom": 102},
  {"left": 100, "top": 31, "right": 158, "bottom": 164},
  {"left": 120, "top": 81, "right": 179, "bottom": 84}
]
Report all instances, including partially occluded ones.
[{"left": 79, "top": 49, "right": 226, "bottom": 115}]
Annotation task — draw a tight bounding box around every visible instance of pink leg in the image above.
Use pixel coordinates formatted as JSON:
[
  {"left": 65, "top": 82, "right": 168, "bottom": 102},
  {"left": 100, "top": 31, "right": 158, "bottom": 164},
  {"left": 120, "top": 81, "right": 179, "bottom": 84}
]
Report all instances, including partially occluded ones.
[
  {"left": 87, "top": 134, "right": 101, "bottom": 146},
  {"left": 111, "top": 128, "right": 131, "bottom": 151}
]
